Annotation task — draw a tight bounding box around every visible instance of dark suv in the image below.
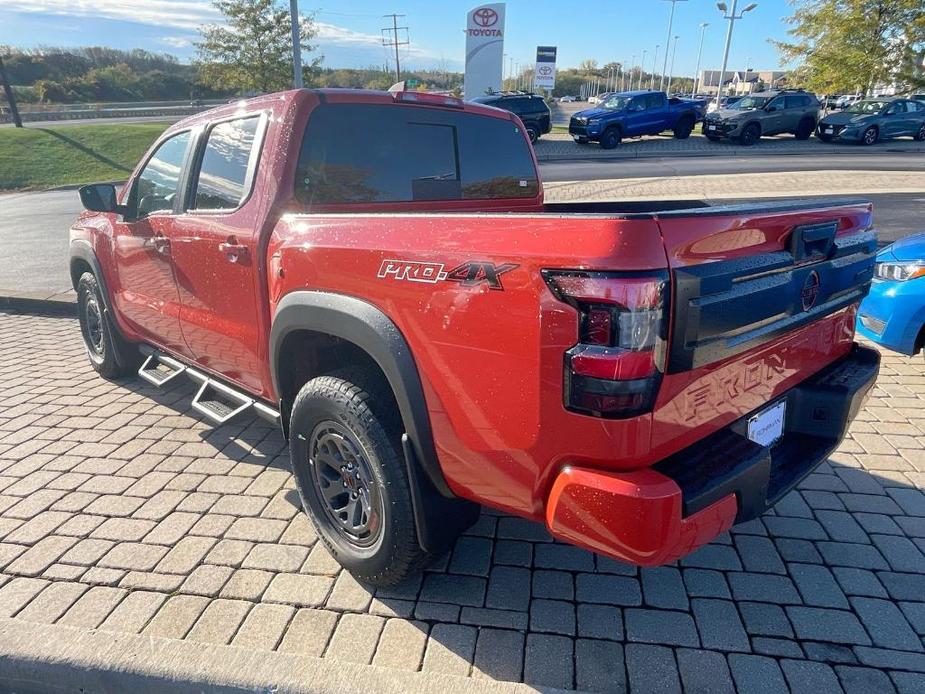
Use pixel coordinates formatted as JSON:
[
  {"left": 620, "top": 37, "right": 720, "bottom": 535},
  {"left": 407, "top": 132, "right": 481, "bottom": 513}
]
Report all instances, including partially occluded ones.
[
  {"left": 471, "top": 92, "right": 551, "bottom": 143},
  {"left": 702, "top": 89, "right": 820, "bottom": 146}
]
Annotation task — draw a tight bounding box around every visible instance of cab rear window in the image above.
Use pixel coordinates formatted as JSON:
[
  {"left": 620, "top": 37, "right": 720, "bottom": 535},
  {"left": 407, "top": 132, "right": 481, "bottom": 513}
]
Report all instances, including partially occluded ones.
[{"left": 294, "top": 103, "right": 539, "bottom": 205}]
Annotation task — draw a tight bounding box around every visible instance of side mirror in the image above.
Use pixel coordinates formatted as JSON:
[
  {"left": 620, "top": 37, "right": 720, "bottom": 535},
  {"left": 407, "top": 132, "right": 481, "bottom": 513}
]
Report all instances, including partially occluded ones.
[
  {"left": 766, "top": 105, "right": 778, "bottom": 113},
  {"left": 78, "top": 183, "right": 127, "bottom": 215}
]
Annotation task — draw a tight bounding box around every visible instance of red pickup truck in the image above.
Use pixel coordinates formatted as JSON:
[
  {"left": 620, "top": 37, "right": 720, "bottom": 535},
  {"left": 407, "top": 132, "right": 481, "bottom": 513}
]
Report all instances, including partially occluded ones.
[{"left": 70, "top": 88, "right": 879, "bottom": 586}]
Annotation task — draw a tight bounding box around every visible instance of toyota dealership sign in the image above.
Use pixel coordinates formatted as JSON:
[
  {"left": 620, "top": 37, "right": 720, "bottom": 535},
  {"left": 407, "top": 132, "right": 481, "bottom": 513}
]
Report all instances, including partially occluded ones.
[
  {"left": 463, "top": 4, "right": 505, "bottom": 99},
  {"left": 533, "top": 46, "right": 557, "bottom": 91}
]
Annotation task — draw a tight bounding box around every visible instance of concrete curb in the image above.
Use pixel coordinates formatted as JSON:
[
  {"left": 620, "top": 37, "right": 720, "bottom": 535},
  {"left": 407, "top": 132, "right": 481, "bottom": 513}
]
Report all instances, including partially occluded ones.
[
  {"left": 0, "top": 618, "right": 554, "bottom": 694},
  {"left": 534, "top": 143, "right": 925, "bottom": 162},
  {"left": 0, "top": 292, "right": 77, "bottom": 317}
]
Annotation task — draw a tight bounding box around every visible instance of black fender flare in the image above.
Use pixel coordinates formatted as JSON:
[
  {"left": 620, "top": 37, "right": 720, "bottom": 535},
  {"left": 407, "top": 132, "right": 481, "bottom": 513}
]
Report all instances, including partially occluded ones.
[
  {"left": 69, "top": 240, "right": 112, "bottom": 312},
  {"left": 269, "top": 291, "right": 478, "bottom": 552}
]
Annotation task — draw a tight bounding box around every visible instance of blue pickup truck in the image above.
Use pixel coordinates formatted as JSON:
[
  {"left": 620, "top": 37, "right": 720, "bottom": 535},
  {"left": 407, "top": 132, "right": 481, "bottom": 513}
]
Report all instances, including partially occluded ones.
[{"left": 569, "top": 90, "right": 706, "bottom": 148}]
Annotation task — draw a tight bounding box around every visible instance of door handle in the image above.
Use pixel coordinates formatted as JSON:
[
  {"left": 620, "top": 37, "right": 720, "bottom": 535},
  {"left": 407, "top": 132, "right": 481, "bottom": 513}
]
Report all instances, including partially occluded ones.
[{"left": 219, "top": 238, "right": 248, "bottom": 263}]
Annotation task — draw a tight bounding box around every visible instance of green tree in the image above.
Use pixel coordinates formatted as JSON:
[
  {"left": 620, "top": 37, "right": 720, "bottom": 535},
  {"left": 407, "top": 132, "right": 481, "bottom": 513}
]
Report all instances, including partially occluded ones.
[
  {"left": 196, "top": 0, "right": 322, "bottom": 94},
  {"left": 774, "top": 0, "right": 925, "bottom": 94}
]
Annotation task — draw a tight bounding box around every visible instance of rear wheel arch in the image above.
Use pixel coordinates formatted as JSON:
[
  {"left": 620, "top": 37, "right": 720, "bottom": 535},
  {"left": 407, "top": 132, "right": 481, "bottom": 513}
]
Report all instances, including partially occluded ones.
[{"left": 270, "top": 291, "right": 478, "bottom": 551}]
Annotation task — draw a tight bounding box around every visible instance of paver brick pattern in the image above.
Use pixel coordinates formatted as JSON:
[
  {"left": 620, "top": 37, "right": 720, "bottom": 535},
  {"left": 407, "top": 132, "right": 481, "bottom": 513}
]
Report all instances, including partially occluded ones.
[{"left": 0, "top": 311, "right": 924, "bottom": 692}]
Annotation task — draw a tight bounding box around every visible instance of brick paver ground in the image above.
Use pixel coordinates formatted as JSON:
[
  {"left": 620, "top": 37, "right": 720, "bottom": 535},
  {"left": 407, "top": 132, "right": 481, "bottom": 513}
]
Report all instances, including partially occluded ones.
[{"left": 1, "top": 311, "right": 924, "bottom": 693}]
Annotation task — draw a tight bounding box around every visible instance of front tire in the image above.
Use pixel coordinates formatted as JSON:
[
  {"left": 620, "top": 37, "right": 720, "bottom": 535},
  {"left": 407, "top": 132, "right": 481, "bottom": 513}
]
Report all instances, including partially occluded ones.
[
  {"left": 600, "top": 127, "right": 621, "bottom": 149},
  {"left": 739, "top": 123, "right": 761, "bottom": 146},
  {"left": 77, "top": 271, "right": 138, "bottom": 379},
  {"left": 862, "top": 126, "right": 879, "bottom": 146},
  {"left": 289, "top": 372, "right": 431, "bottom": 586}
]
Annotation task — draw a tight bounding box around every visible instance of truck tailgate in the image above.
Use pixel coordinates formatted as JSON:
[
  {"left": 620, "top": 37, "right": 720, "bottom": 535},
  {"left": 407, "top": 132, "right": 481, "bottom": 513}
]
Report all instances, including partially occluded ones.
[{"left": 649, "top": 199, "right": 876, "bottom": 458}]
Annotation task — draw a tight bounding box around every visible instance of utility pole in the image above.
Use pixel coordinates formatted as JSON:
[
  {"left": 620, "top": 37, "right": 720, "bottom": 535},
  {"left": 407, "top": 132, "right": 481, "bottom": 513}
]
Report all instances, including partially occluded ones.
[
  {"left": 659, "top": 0, "right": 688, "bottom": 91},
  {"left": 382, "top": 13, "right": 409, "bottom": 84},
  {"left": 0, "top": 55, "right": 22, "bottom": 128},
  {"left": 715, "top": 1, "right": 759, "bottom": 105},
  {"left": 289, "top": 0, "right": 303, "bottom": 88},
  {"left": 666, "top": 35, "right": 679, "bottom": 93},
  {"left": 692, "top": 22, "right": 709, "bottom": 95}
]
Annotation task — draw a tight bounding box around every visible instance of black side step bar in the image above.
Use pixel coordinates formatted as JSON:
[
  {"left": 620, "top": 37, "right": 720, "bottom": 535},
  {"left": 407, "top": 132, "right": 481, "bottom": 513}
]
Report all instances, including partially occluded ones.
[{"left": 137, "top": 347, "right": 280, "bottom": 427}]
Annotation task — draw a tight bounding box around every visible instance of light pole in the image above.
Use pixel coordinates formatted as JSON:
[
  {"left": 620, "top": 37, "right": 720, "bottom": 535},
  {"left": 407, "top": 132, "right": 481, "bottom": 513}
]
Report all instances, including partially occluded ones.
[
  {"left": 628, "top": 54, "right": 637, "bottom": 91},
  {"left": 666, "top": 35, "right": 679, "bottom": 94},
  {"left": 650, "top": 45, "right": 660, "bottom": 90},
  {"left": 639, "top": 50, "right": 648, "bottom": 89},
  {"left": 692, "top": 22, "right": 709, "bottom": 95},
  {"left": 659, "top": 0, "right": 688, "bottom": 91},
  {"left": 715, "top": 1, "right": 758, "bottom": 104}
]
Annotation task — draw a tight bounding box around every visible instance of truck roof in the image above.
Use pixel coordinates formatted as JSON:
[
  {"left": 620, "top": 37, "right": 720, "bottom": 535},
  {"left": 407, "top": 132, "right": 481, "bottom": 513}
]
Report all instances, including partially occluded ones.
[{"left": 172, "top": 88, "right": 514, "bottom": 131}]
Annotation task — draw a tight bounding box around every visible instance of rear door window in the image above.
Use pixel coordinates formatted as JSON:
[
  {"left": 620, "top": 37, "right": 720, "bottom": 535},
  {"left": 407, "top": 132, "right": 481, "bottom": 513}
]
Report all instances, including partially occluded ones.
[
  {"left": 190, "top": 116, "right": 262, "bottom": 211},
  {"left": 646, "top": 93, "right": 665, "bottom": 109},
  {"left": 785, "top": 95, "right": 808, "bottom": 108},
  {"left": 295, "top": 103, "right": 539, "bottom": 205}
]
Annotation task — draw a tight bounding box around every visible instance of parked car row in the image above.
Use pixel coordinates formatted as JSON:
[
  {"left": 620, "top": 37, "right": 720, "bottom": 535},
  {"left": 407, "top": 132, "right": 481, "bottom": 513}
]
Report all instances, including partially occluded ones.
[{"left": 703, "top": 90, "right": 925, "bottom": 146}]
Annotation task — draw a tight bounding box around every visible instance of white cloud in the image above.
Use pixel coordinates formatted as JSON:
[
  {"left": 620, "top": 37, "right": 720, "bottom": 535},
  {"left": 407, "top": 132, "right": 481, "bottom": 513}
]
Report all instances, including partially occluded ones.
[
  {"left": 9, "top": 0, "right": 456, "bottom": 66},
  {"left": 5, "top": 0, "right": 220, "bottom": 31},
  {"left": 159, "top": 36, "right": 193, "bottom": 48}
]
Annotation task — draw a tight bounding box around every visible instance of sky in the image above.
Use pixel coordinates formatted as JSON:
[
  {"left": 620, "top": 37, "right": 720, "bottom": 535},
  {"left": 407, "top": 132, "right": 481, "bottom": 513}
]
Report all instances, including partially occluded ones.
[{"left": 1, "top": 0, "right": 799, "bottom": 76}]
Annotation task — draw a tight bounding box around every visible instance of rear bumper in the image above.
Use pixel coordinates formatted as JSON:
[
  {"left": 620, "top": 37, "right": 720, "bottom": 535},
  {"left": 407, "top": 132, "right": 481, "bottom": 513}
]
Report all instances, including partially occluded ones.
[{"left": 545, "top": 344, "right": 880, "bottom": 566}]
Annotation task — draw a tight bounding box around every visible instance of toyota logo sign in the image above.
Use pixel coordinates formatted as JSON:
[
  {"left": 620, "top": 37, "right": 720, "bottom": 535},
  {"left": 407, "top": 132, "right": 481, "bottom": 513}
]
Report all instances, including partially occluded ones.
[{"left": 473, "top": 7, "right": 499, "bottom": 26}]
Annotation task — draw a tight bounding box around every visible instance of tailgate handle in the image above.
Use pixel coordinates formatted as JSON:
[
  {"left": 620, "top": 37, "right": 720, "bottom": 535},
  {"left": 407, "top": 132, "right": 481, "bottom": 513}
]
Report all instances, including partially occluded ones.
[{"left": 790, "top": 222, "right": 837, "bottom": 262}]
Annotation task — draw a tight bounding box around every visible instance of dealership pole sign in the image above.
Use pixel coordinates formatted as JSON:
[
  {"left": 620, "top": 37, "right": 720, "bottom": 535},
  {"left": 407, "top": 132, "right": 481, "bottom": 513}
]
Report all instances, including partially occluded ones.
[
  {"left": 533, "top": 46, "right": 557, "bottom": 91},
  {"left": 464, "top": 4, "right": 505, "bottom": 99}
]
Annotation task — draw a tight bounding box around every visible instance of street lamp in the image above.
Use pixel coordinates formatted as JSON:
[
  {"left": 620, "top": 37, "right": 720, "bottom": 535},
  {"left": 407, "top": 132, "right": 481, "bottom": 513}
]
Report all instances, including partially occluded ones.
[
  {"left": 666, "top": 35, "right": 680, "bottom": 94},
  {"left": 651, "top": 44, "right": 660, "bottom": 90},
  {"left": 628, "top": 54, "right": 637, "bottom": 91},
  {"left": 692, "top": 22, "right": 709, "bottom": 95},
  {"left": 639, "top": 49, "right": 648, "bottom": 89},
  {"left": 659, "top": 0, "right": 688, "bottom": 91},
  {"left": 715, "top": 1, "right": 758, "bottom": 104}
]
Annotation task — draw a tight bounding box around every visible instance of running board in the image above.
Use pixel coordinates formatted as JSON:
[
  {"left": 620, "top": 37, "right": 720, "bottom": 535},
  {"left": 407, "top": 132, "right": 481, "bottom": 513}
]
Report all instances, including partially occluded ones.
[
  {"left": 138, "top": 353, "right": 186, "bottom": 387},
  {"left": 137, "top": 349, "right": 280, "bottom": 427},
  {"left": 189, "top": 373, "right": 252, "bottom": 425}
]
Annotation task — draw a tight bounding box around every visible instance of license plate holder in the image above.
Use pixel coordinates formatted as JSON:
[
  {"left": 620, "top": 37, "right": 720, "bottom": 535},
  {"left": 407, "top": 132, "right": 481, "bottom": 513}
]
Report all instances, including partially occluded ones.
[{"left": 747, "top": 401, "right": 786, "bottom": 448}]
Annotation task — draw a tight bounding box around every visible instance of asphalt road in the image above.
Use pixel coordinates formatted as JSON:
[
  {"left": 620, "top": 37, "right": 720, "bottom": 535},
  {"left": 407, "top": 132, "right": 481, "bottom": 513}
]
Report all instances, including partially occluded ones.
[{"left": 1, "top": 154, "right": 923, "bottom": 297}]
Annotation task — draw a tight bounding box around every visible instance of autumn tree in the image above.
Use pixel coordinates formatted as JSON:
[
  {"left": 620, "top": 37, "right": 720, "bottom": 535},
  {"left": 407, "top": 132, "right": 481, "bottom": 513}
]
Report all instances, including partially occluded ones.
[
  {"left": 774, "top": 0, "right": 925, "bottom": 94},
  {"left": 196, "top": 0, "right": 322, "bottom": 94}
]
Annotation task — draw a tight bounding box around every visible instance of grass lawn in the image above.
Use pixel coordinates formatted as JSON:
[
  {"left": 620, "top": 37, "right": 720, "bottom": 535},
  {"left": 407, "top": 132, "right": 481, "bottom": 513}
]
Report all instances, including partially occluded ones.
[{"left": 0, "top": 123, "right": 169, "bottom": 190}]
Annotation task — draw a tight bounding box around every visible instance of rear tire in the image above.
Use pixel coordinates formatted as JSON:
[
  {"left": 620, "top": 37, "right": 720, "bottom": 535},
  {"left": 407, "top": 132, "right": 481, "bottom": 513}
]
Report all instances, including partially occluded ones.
[
  {"left": 673, "top": 116, "right": 695, "bottom": 139},
  {"left": 914, "top": 123, "right": 925, "bottom": 142},
  {"left": 739, "top": 123, "right": 761, "bottom": 146},
  {"left": 525, "top": 125, "right": 539, "bottom": 144},
  {"left": 288, "top": 371, "right": 433, "bottom": 586},
  {"left": 77, "top": 272, "right": 139, "bottom": 379},
  {"left": 794, "top": 118, "right": 815, "bottom": 140},
  {"left": 600, "top": 127, "right": 621, "bottom": 149}
]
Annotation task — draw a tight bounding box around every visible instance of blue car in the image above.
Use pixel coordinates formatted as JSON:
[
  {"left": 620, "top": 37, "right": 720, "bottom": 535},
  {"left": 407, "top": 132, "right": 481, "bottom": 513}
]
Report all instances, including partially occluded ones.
[
  {"left": 857, "top": 232, "right": 925, "bottom": 354},
  {"left": 817, "top": 97, "right": 925, "bottom": 145}
]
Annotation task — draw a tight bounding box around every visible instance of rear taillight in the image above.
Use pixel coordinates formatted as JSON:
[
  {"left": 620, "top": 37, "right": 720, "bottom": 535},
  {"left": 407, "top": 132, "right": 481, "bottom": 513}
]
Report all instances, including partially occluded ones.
[{"left": 544, "top": 271, "right": 669, "bottom": 418}]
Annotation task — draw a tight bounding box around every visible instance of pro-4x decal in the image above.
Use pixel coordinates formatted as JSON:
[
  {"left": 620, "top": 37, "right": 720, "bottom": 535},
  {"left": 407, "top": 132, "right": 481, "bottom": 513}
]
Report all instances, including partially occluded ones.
[{"left": 377, "top": 260, "right": 517, "bottom": 290}]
